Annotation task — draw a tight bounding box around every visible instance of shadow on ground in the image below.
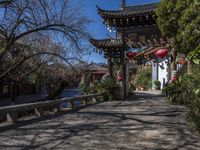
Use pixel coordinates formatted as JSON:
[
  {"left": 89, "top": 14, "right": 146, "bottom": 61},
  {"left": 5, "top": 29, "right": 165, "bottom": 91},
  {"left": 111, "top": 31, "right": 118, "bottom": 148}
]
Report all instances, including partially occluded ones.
[{"left": 0, "top": 93, "right": 199, "bottom": 150}]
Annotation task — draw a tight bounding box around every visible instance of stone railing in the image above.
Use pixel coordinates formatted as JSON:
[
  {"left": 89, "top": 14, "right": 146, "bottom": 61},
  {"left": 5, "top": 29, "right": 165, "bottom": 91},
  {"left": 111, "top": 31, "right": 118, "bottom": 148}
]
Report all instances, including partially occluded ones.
[{"left": 0, "top": 93, "right": 103, "bottom": 124}]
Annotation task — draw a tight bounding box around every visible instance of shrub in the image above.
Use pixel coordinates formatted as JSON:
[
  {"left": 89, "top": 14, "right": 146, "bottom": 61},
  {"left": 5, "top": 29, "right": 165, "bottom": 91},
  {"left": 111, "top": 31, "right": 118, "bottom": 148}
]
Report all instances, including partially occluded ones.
[
  {"left": 78, "top": 82, "right": 90, "bottom": 94},
  {"left": 154, "top": 80, "right": 161, "bottom": 87},
  {"left": 99, "top": 78, "right": 119, "bottom": 101},
  {"left": 148, "top": 80, "right": 152, "bottom": 90},
  {"left": 154, "top": 80, "right": 161, "bottom": 90},
  {"left": 164, "top": 65, "right": 200, "bottom": 134},
  {"left": 129, "top": 83, "right": 136, "bottom": 94},
  {"left": 79, "top": 78, "right": 119, "bottom": 101},
  {"left": 134, "top": 68, "right": 152, "bottom": 89},
  {"left": 163, "top": 78, "right": 184, "bottom": 104}
]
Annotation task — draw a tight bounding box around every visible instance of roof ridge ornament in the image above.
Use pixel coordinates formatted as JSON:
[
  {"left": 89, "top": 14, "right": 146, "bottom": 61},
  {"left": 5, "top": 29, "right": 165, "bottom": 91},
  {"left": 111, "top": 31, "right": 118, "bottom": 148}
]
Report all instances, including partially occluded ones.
[{"left": 120, "top": 0, "right": 126, "bottom": 10}]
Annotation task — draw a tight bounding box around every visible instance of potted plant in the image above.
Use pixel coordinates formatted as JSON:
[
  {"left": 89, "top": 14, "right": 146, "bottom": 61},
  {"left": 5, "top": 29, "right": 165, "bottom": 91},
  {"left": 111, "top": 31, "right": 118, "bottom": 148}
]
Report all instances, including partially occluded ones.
[{"left": 154, "top": 80, "right": 161, "bottom": 90}]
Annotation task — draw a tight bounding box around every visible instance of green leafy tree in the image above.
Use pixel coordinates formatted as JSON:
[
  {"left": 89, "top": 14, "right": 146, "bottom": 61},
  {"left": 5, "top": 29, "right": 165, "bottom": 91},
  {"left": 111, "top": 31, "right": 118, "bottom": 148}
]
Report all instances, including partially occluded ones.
[
  {"left": 189, "top": 44, "right": 200, "bottom": 64},
  {"left": 158, "top": 1, "right": 200, "bottom": 133},
  {"left": 156, "top": 0, "right": 200, "bottom": 55}
]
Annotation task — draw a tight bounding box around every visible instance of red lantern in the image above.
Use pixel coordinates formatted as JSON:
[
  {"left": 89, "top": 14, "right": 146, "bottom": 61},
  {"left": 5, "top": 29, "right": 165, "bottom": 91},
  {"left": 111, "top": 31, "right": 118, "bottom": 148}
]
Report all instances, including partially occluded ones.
[
  {"left": 155, "top": 48, "right": 169, "bottom": 59},
  {"left": 170, "top": 77, "right": 177, "bottom": 83},
  {"left": 126, "top": 52, "right": 137, "bottom": 58},
  {"left": 117, "top": 75, "right": 123, "bottom": 81},
  {"left": 177, "top": 58, "right": 186, "bottom": 65}
]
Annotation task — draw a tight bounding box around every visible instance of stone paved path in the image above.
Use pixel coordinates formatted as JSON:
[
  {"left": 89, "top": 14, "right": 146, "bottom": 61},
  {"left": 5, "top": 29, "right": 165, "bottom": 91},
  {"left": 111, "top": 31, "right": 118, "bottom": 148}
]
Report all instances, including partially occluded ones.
[{"left": 0, "top": 93, "right": 200, "bottom": 149}]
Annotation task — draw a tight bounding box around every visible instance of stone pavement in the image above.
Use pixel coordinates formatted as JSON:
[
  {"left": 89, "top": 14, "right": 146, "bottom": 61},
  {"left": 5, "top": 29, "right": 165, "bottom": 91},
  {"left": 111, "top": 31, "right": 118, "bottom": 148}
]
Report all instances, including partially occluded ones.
[{"left": 0, "top": 92, "right": 200, "bottom": 149}]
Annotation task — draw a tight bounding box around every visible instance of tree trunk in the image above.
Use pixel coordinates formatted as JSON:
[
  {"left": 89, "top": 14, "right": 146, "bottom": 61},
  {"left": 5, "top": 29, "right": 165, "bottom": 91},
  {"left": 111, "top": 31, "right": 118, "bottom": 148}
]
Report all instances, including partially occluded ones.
[
  {"left": 187, "top": 60, "right": 192, "bottom": 74},
  {"left": 171, "top": 48, "right": 177, "bottom": 71}
]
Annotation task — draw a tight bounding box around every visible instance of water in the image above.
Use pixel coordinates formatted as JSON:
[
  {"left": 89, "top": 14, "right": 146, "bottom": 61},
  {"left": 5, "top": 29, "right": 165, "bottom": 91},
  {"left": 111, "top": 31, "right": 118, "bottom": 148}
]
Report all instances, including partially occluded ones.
[{"left": 60, "top": 89, "right": 82, "bottom": 108}]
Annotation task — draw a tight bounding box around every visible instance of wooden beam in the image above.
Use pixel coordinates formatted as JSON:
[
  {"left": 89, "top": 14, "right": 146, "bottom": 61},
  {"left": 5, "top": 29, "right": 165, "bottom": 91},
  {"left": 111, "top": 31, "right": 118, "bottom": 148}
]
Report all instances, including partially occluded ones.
[{"left": 108, "top": 49, "right": 113, "bottom": 78}]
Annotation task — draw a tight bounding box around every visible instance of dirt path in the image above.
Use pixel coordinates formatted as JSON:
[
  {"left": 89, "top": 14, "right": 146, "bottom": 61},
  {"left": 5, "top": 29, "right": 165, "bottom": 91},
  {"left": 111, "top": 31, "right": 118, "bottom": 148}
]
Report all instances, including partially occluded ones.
[{"left": 0, "top": 93, "right": 199, "bottom": 149}]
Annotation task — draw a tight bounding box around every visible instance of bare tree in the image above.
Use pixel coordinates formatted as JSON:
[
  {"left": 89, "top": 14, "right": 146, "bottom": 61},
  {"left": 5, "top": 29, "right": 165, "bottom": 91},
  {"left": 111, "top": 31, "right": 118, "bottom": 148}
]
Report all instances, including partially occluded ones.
[
  {"left": 0, "top": 0, "right": 90, "bottom": 80},
  {"left": 0, "top": 0, "right": 12, "bottom": 6}
]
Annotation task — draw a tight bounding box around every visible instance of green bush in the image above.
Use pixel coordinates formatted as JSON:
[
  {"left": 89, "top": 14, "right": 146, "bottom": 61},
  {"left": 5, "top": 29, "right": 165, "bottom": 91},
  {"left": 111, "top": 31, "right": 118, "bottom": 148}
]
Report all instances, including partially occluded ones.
[
  {"left": 79, "top": 78, "right": 119, "bottom": 101},
  {"left": 164, "top": 65, "right": 200, "bottom": 134},
  {"left": 154, "top": 80, "right": 161, "bottom": 86},
  {"left": 129, "top": 83, "right": 136, "bottom": 94},
  {"left": 79, "top": 81, "right": 103, "bottom": 95},
  {"left": 99, "top": 78, "right": 119, "bottom": 101},
  {"left": 134, "top": 68, "right": 152, "bottom": 89},
  {"left": 148, "top": 80, "right": 152, "bottom": 89},
  {"left": 78, "top": 82, "right": 90, "bottom": 94},
  {"left": 163, "top": 78, "right": 185, "bottom": 104},
  {"left": 102, "top": 92, "right": 110, "bottom": 101}
]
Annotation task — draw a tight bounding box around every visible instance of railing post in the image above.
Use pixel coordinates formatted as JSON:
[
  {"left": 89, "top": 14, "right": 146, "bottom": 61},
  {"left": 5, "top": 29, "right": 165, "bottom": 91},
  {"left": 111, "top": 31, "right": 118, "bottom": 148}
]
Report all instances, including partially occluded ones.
[
  {"left": 7, "top": 111, "right": 18, "bottom": 123},
  {"left": 34, "top": 108, "right": 43, "bottom": 117},
  {"left": 81, "top": 98, "right": 86, "bottom": 105},
  {"left": 68, "top": 100, "right": 74, "bottom": 109},
  {"left": 92, "top": 96, "right": 97, "bottom": 103},
  {"left": 85, "top": 97, "right": 89, "bottom": 104},
  {"left": 53, "top": 105, "right": 60, "bottom": 112}
]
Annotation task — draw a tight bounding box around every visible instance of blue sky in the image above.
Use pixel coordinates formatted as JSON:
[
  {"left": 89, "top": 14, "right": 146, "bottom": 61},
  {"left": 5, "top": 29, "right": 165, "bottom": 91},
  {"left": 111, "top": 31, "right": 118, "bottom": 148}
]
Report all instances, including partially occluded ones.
[{"left": 72, "top": 0, "right": 160, "bottom": 64}]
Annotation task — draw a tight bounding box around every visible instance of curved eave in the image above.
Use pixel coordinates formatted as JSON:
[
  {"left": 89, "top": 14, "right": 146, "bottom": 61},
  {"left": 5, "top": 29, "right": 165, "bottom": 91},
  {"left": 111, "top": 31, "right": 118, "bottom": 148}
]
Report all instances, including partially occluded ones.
[
  {"left": 97, "top": 3, "right": 157, "bottom": 19},
  {"left": 97, "top": 5, "right": 120, "bottom": 18},
  {"left": 90, "top": 37, "right": 123, "bottom": 50}
]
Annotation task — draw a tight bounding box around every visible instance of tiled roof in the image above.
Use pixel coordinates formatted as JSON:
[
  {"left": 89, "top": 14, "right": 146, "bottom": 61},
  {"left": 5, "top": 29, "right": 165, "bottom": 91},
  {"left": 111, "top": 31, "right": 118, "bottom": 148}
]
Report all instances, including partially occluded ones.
[
  {"left": 90, "top": 38, "right": 123, "bottom": 49},
  {"left": 97, "top": 3, "right": 158, "bottom": 18},
  {"left": 88, "top": 64, "right": 108, "bottom": 71}
]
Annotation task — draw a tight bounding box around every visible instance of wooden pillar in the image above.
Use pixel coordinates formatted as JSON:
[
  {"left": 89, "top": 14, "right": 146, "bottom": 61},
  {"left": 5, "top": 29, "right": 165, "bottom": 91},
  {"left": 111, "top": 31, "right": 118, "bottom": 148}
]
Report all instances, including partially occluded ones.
[
  {"left": 108, "top": 49, "right": 113, "bottom": 78},
  {"left": 121, "top": 29, "right": 126, "bottom": 99},
  {"left": 156, "top": 57, "right": 159, "bottom": 80}
]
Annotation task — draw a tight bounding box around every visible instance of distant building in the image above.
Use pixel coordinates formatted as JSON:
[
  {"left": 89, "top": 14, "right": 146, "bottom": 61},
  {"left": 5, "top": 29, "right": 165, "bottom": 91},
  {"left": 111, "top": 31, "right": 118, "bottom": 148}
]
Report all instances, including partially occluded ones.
[{"left": 81, "top": 64, "right": 109, "bottom": 83}]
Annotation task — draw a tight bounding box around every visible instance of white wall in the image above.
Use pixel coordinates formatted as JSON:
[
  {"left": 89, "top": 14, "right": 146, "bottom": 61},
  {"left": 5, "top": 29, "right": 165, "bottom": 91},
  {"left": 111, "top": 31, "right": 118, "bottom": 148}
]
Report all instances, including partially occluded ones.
[
  {"left": 152, "top": 57, "right": 170, "bottom": 90},
  {"left": 158, "top": 58, "right": 169, "bottom": 89}
]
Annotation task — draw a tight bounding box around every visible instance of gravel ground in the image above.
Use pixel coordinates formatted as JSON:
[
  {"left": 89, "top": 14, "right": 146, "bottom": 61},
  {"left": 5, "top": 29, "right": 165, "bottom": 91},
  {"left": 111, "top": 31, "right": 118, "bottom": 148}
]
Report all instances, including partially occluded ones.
[{"left": 0, "top": 93, "right": 200, "bottom": 150}]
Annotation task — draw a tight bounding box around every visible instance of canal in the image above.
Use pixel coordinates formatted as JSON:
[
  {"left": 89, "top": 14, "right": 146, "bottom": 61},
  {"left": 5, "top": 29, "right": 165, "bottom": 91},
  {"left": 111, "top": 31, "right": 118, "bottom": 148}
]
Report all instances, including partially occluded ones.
[{"left": 60, "top": 88, "right": 82, "bottom": 108}]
